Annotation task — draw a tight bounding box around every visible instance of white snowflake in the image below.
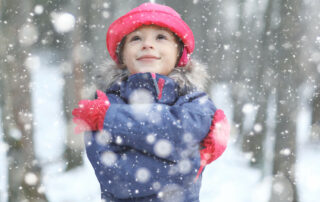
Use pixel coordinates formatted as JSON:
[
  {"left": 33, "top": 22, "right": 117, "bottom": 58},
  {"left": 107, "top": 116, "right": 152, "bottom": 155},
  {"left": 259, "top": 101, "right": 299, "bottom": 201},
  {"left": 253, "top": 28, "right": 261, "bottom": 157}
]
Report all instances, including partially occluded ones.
[
  {"left": 242, "top": 103, "right": 255, "bottom": 114},
  {"left": 158, "top": 184, "right": 184, "bottom": 202},
  {"left": 178, "top": 159, "right": 192, "bottom": 174},
  {"left": 51, "top": 12, "right": 75, "bottom": 33},
  {"left": 183, "top": 133, "right": 194, "bottom": 143},
  {"left": 146, "top": 134, "right": 156, "bottom": 144},
  {"left": 18, "top": 23, "right": 38, "bottom": 46},
  {"left": 102, "top": 11, "right": 110, "bottom": 19},
  {"left": 152, "top": 181, "right": 161, "bottom": 191},
  {"left": 280, "top": 148, "right": 291, "bottom": 156},
  {"left": 72, "top": 43, "right": 93, "bottom": 64},
  {"left": 96, "top": 131, "right": 112, "bottom": 146},
  {"left": 25, "top": 56, "right": 41, "bottom": 71},
  {"left": 135, "top": 167, "right": 151, "bottom": 183},
  {"left": 34, "top": 5, "right": 44, "bottom": 15},
  {"left": 115, "top": 136, "right": 123, "bottom": 145},
  {"left": 129, "top": 89, "right": 153, "bottom": 105},
  {"left": 154, "top": 139, "right": 172, "bottom": 158},
  {"left": 24, "top": 172, "right": 38, "bottom": 186},
  {"left": 101, "top": 151, "right": 117, "bottom": 166},
  {"left": 253, "top": 123, "right": 263, "bottom": 133}
]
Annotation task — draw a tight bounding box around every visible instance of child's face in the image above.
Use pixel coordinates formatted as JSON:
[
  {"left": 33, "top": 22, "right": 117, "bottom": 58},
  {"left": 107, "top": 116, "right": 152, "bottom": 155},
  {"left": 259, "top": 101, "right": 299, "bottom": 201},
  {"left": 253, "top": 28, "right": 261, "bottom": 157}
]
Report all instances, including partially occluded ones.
[{"left": 122, "top": 25, "right": 179, "bottom": 75}]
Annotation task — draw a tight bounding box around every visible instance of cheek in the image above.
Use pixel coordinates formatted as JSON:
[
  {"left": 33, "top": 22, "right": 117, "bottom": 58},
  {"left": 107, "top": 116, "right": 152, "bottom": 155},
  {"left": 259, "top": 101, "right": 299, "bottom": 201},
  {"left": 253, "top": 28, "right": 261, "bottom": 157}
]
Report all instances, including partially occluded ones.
[
  {"left": 169, "top": 46, "right": 179, "bottom": 64},
  {"left": 122, "top": 48, "right": 134, "bottom": 64},
  {"left": 170, "top": 44, "right": 179, "bottom": 58}
]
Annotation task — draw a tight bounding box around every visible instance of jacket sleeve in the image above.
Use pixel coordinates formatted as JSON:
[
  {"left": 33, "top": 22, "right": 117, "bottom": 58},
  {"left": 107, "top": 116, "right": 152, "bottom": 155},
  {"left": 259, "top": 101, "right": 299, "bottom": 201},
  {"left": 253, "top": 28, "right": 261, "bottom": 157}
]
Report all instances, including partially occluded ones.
[
  {"left": 85, "top": 131, "right": 202, "bottom": 199},
  {"left": 103, "top": 91, "right": 216, "bottom": 163}
]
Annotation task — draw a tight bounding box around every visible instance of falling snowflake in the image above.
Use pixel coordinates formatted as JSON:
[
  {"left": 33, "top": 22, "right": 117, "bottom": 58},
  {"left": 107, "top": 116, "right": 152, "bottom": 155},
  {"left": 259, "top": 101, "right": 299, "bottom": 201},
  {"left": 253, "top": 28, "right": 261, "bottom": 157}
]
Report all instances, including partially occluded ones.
[
  {"left": 34, "top": 5, "right": 44, "bottom": 15},
  {"left": 316, "top": 36, "right": 320, "bottom": 44},
  {"left": 51, "top": 12, "right": 75, "bottom": 33},
  {"left": 129, "top": 89, "right": 153, "bottom": 104},
  {"left": 242, "top": 103, "right": 255, "bottom": 114},
  {"left": 37, "top": 184, "right": 45, "bottom": 194},
  {"left": 244, "top": 152, "right": 254, "bottom": 161},
  {"left": 224, "top": 44, "right": 230, "bottom": 50},
  {"left": 135, "top": 167, "right": 151, "bottom": 183},
  {"left": 129, "top": 89, "right": 153, "bottom": 120},
  {"left": 154, "top": 139, "right": 172, "bottom": 158},
  {"left": 18, "top": 23, "right": 38, "bottom": 46},
  {"left": 127, "top": 122, "right": 133, "bottom": 128},
  {"left": 101, "top": 151, "right": 117, "bottom": 166},
  {"left": 152, "top": 181, "right": 161, "bottom": 191},
  {"left": 280, "top": 148, "right": 291, "bottom": 156},
  {"left": 273, "top": 180, "right": 285, "bottom": 194},
  {"left": 24, "top": 172, "right": 38, "bottom": 186},
  {"left": 282, "top": 42, "right": 292, "bottom": 49},
  {"left": 178, "top": 159, "right": 192, "bottom": 174},
  {"left": 309, "top": 52, "right": 320, "bottom": 63},
  {"left": 72, "top": 43, "right": 93, "bottom": 64},
  {"left": 96, "top": 131, "right": 112, "bottom": 146},
  {"left": 272, "top": 175, "right": 294, "bottom": 201},
  {"left": 24, "top": 56, "right": 41, "bottom": 71},
  {"left": 146, "top": 134, "right": 156, "bottom": 144},
  {"left": 9, "top": 128, "right": 22, "bottom": 140},
  {"left": 253, "top": 123, "right": 263, "bottom": 133},
  {"left": 115, "top": 136, "right": 123, "bottom": 145},
  {"left": 103, "top": 2, "right": 110, "bottom": 8},
  {"left": 158, "top": 184, "right": 184, "bottom": 202},
  {"left": 102, "top": 11, "right": 110, "bottom": 19},
  {"left": 183, "top": 133, "right": 194, "bottom": 143}
]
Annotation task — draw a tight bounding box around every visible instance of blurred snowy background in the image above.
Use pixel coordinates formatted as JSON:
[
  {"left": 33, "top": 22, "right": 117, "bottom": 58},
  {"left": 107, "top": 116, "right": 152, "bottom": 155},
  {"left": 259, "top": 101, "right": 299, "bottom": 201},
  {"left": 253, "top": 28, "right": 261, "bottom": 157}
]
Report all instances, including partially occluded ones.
[{"left": 1, "top": 0, "right": 320, "bottom": 202}]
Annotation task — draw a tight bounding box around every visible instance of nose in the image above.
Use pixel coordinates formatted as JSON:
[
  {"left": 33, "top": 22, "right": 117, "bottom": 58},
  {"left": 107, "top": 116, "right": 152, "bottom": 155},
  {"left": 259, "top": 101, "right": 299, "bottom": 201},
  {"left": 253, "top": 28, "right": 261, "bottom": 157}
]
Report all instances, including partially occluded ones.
[{"left": 142, "top": 38, "right": 154, "bottom": 50}]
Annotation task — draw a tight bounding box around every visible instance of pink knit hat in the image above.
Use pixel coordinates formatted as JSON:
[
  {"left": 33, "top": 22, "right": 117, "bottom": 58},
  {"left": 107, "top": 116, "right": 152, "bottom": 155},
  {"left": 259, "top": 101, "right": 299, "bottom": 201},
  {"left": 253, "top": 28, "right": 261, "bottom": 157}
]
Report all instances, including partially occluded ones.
[{"left": 106, "top": 3, "right": 194, "bottom": 67}]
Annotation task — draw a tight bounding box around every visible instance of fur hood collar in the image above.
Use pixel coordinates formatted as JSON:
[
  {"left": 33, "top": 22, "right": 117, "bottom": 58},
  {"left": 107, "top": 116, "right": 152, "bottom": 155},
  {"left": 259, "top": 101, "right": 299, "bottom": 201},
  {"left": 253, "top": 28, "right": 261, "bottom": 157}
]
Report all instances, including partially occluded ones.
[{"left": 92, "top": 59, "right": 209, "bottom": 94}]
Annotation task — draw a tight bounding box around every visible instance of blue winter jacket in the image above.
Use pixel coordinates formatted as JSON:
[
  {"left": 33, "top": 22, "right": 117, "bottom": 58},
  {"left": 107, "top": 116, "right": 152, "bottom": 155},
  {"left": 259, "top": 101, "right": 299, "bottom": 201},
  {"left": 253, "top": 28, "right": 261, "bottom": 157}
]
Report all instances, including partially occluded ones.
[{"left": 85, "top": 73, "right": 217, "bottom": 201}]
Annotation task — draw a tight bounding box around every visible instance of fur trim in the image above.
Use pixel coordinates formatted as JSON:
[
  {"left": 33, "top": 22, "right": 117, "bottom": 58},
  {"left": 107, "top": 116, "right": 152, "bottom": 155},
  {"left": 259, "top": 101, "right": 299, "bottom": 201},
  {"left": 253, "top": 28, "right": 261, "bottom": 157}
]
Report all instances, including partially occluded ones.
[
  {"left": 91, "top": 59, "right": 209, "bottom": 94},
  {"left": 169, "top": 60, "right": 209, "bottom": 92}
]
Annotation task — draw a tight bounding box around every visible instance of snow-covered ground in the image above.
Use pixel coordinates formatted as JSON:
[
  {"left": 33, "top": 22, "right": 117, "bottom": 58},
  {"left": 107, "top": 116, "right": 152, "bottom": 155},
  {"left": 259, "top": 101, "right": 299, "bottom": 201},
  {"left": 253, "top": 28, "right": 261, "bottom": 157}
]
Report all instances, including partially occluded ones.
[{"left": 0, "top": 57, "right": 319, "bottom": 202}]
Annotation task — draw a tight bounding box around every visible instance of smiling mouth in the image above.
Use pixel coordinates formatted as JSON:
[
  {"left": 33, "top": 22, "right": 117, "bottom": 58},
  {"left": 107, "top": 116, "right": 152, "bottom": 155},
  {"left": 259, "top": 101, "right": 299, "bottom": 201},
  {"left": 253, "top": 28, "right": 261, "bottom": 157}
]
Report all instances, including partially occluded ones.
[{"left": 137, "top": 55, "right": 160, "bottom": 61}]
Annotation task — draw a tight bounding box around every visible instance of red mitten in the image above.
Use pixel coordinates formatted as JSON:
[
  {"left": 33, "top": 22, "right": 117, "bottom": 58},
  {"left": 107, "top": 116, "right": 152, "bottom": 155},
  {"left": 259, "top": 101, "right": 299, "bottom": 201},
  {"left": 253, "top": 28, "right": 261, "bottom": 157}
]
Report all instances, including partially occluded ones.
[
  {"left": 72, "top": 90, "right": 110, "bottom": 134},
  {"left": 195, "top": 109, "right": 230, "bottom": 180}
]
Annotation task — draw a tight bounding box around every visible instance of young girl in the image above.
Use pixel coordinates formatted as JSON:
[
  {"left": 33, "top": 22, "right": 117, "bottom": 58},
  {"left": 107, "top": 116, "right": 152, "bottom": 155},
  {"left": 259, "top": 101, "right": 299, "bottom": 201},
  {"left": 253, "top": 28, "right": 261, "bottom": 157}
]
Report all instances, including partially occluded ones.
[{"left": 72, "top": 3, "right": 229, "bottom": 202}]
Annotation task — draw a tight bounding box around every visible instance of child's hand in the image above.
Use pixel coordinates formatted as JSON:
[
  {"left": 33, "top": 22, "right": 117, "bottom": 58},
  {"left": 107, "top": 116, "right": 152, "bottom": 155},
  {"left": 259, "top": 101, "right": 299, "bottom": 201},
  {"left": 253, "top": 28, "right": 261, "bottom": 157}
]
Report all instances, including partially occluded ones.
[
  {"left": 196, "top": 109, "right": 230, "bottom": 180},
  {"left": 72, "top": 90, "right": 110, "bottom": 134}
]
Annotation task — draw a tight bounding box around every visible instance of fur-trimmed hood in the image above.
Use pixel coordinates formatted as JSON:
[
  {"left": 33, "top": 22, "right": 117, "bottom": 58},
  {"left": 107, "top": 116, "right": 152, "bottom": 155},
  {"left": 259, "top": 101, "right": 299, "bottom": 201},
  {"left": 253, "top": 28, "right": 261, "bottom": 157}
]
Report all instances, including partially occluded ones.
[{"left": 92, "top": 59, "right": 209, "bottom": 95}]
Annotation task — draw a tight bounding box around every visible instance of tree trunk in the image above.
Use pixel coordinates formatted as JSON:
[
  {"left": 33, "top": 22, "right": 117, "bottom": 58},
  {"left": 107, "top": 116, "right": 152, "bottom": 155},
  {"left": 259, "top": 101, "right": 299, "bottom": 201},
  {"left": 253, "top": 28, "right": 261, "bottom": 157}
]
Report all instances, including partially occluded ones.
[
  {"left": 1, "top": 0, "right": 48, "bottom": 199},
  {"left": 245, "top": 0, "right": 274, "bottom": 169},
  {"left": 310, "top": 87, "right": 320, "bottom": 142},
  {"left": 302, "top": 0, "right": 320, "bottom": 143},
  {"left": 271, "top": 86, "right": 298, "bottom": 202},
  {"left": 234, "top": 0, "right": 249, "bottom": 146},
  {"left": 62, "top": 0, "right": 87, "bottom": 171},
  {"left": 1, "top": 0, "right": 48, "bottom": 201},
  {"left": 270, "top": 0, "right": 303, "bottom": 201}
]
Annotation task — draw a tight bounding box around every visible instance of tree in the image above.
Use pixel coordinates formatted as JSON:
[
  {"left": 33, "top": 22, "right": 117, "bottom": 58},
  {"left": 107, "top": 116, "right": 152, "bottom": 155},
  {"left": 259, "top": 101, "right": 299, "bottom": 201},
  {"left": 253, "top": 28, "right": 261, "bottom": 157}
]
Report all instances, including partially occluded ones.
[
  {"left": 62, "top": 0, "right": 86, "bottom": 171},
  {"left": 270, "top": 0, "right": 303, "bottom": 201},
  {"left": 310, "top": 87, "right": 320, "bottom": 142},
  {"left": 301, "top": 0, "right": 320, "bottom": 143},
  {"left": 231, "top": 0, "right": 251, "bottom": 144},
  {"left": 0, "top": 0, "right": 48, "bottom": 201},
  {"left": 244, "top": 0, "right": 275, "bottom": 169}
]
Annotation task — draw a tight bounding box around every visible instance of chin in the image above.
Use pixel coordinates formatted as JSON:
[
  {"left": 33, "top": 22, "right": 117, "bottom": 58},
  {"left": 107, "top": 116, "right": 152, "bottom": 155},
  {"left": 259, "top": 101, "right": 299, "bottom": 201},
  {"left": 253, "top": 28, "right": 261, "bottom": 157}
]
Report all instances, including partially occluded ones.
[{"left": 136, "top": 67, "right": 158, "bottom": 73}]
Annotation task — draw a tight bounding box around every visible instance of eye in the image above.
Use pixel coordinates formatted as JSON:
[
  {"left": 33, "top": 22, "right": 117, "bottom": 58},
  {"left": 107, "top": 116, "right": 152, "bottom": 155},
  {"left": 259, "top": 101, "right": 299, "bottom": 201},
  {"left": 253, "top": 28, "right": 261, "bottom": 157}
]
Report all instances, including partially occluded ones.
[
  {"left": 130, "top": 35, "right": 141, "bottom": 42},
  {"left": 156, "top": 34, "right": 167, "bottom": 40}
]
